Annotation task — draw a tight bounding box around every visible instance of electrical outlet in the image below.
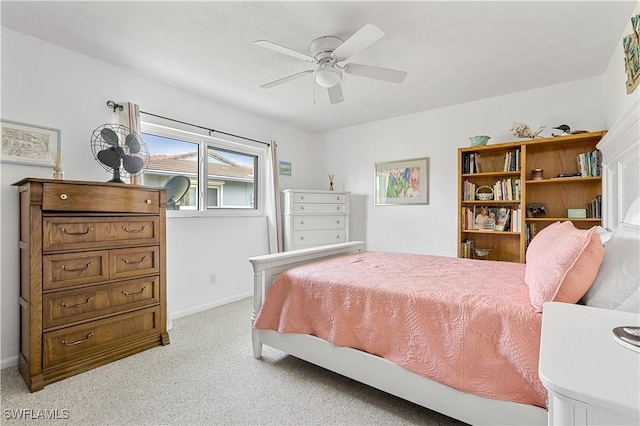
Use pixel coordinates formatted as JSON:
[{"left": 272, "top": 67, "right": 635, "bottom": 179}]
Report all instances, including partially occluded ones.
[{"left": 209, "top": 274, "right": 217, "bottom": 285}]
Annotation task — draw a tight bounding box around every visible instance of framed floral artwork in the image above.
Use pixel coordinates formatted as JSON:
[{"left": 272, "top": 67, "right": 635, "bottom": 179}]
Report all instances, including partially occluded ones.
[
  {"left": 1, "top": 119, "right": 61, "bottom": 167},
  {"left": 623, "top": 13, "right": 640, "bottom": 94},
  {"left": 374, "top": 157, "right": 428, "bottom": 205}
]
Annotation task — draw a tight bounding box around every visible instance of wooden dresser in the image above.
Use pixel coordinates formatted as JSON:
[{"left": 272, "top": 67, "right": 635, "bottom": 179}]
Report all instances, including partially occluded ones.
[
  {"left": 282, "top": 189, "right": 350, "bottom": 251},
  {"left": 13, "top": 178, "right": 169, "bottom": 392}
]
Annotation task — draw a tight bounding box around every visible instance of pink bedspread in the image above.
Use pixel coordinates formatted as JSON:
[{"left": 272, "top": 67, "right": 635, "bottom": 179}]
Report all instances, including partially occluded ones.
[{"left": 254, "top": 251, "right": 547, "bottom": 407}]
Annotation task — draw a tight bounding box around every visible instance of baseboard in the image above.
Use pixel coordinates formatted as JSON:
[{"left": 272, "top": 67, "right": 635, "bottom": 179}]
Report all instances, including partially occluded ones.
[
  {"left": 169, "top": 292, "right": 252, "bottom": 320},
  {"left": 1, "top": 355, "right": 19, "bottom": 370}
]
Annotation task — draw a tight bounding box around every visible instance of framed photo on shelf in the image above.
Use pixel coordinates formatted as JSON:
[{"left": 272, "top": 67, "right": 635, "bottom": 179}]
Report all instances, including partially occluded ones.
[
  {"left": 374, "top": 157, "right": 429, "bottom": 205},
  {"left": 494, "top": 207, "right": 511, "bottom": 231},
  {"left": 1, "top": 119, "right": 61, "bottom": 167}
]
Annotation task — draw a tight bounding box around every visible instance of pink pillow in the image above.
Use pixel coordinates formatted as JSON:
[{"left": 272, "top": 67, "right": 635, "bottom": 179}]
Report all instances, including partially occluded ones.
[{"left": 525, "top": 221, "right": 604, "bottom": 312}]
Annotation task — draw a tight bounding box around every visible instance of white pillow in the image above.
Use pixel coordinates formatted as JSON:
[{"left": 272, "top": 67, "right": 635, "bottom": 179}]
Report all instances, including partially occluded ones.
[
  {"left": 581, "top": 225, "right": 640, "bottom": 313},
  {"left": 596, "top": 226, "right": 613, "bottom": 244}
]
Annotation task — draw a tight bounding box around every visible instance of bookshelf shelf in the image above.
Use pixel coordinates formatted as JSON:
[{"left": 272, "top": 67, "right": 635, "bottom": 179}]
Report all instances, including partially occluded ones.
[
  {"left": 525, "top": 177, "right": 602, "bottom": 184},
  {"left": 526, "top": 217, "right": 602, "bottom": 222},
  {"left": 458, "top": 131, "right": 605, "bottom": 263}
]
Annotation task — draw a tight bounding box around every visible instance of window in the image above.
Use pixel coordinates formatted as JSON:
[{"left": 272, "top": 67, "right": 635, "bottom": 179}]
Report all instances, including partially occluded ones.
[{"left": 141, "top": 122, "right": 263, "bottom": 216}]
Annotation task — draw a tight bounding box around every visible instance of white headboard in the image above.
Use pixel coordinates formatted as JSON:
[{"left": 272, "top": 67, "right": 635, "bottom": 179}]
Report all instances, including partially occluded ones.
[{"left": 597, "top": 98, "right": 640, "bottom": 230}]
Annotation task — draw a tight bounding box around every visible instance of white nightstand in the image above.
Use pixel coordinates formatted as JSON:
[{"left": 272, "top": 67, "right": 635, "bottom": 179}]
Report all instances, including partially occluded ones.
[{"left": 539, "top": 302, "right": 640, "bottom": 425}]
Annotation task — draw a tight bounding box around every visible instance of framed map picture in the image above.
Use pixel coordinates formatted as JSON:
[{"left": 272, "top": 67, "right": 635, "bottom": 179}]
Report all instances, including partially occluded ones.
[{"left": 1, "top": 120, "right": 61, "bottom": 167}]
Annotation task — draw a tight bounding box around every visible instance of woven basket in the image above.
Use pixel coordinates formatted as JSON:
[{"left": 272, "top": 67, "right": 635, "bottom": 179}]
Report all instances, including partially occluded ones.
[{"left": 476, "top": 185, "right": 494, "bottom": 200}]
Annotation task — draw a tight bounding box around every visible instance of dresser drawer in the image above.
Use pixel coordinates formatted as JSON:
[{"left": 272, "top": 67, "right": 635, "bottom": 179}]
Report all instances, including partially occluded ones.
[
  {"left": 292, "top": 192, "right": 347, "bottom": 204},
  {"left": 292, "top": 215, "right": 346, "bottom": 231},
  {"left": 43, "top": 217, "right": 159, "bottom": 252},
  {"left": 110, "top": 246, "right": 160, "bottom": 280},
  {"left": 43, "top": 251, "right": 109, "bottom": 290},
  {"left": 293, "top": 230, "right": 346, "bottom": 248},
  {"left": 43, "top": 307, "right": 160, "bottom": 368},
  {"left": 43, "top": 277, "right": 160, "bottom": 329},
  {"left": 292, "top": 203, "right": 346, "bottom": 214},
  {"left": 42, "top": 183, "right": 160, "bottom": 214}
]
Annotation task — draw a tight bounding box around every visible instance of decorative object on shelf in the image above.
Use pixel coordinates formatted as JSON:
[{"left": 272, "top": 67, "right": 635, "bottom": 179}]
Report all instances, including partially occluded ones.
[
  {"left": 623, "top": 13, "right": 640, "bottom": 94},
  {"left": 49, "top": 149, "right": 64, "bottom": 179},
  {"left": 1, "top": 119, "right": 61, "bottom": 167},
  {"left": 469, "top": 135, "right": 491, "bottom": 147},
  {"left": 510, "top": 123, "right": 545, "bottom": 139},
  {"left": 531, "top": 168, "right": 544, "bottom": 180},
  {"left": 90, "top": 123, "right": 149, "bottom": 184},
  {"left": 527, "top": 204, "right": 547, "bottom": 218},
  {"left": 551, "top": 124, "right": 589, "bottom": 137},
  {"left": 474, "top": 248, "right": 492, "bottom": 260},
  {"left": 567, "top": 208, "right": 587, "bottom": 219},
  {"left": 476, "top": 185, "right": 494, "bottom": 200},
  {"left": 374, "top": 157, "right": 429, "bottom": 205},
  {"left": 328, "top": 174, "right": 334, "bottom": 191},
  {"left": 279, "top": 161, "right": 291, "bottom": 176}
]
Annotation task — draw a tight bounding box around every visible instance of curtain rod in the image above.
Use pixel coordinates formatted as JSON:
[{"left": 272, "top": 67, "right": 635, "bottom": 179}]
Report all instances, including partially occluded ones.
[{"left": 106, "top": 100, "right": 269, "bottom": 146}]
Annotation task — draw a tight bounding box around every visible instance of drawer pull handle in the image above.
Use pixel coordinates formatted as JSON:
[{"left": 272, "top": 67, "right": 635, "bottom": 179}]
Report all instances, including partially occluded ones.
[
  {"left": 122, "top": 286, "right": 147, "bottom": 296},
  {"left": 300, "top": 206, "right": 304, "bottom": 210},
  {"left": 146, "top": 199, "right": 152, "bottom": 204},
  {"left": 300, "top": 196, "right": 304, "bottom": 200},
  {"left": 60, "top": 297, "right": 94, "bottom": 308},
  {"left": 61, "top": 332, "right": 94, "bottom": 346},
  {"left": 122, "top": 225, "right": 147, "bottom": 233},
  {"left": 336, "top": 206, "right": 340, "bottom": 210},
  {"left": 337, "top": 220, "right": 340, "bottom": 224},
  {"left": 62, "top": 262, "right": 93, "bottom": 272},
  {"left": 62, "top": 227, "right": 94, "bottom": 236},
  {"left": 337, "top": 235, "right": 340, "bottom": 238},
  {"left": 300, "top": 236, "right": 304, "bottom": 240},
  {"left": 123, "top": 256, "right": 147, "bottom": 265},
  {"left": 60, "top": 194, "right": 68, "bottom": 200},
  {"left": 300, "top": 221, "right": 304, "bottom": 225}
]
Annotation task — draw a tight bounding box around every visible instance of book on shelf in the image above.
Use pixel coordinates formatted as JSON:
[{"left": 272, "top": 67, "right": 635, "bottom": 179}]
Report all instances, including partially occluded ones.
[
  {"left": 503, "top": 149, "right": 521, "bottom": 172},
  {"left": 462, "top": 152, "right": 483, "bottom": 174},
  {"left": 587, "top": 194, "right": 602, "bottom": 218},
  {"left": 577, "top": 149, "right": 602, "bottom": 177}
]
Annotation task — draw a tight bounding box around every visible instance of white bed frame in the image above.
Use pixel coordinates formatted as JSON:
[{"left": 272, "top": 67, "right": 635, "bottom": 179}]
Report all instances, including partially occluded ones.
[{"left": 249, "top": 99, "right": 639, "bottom": 426}]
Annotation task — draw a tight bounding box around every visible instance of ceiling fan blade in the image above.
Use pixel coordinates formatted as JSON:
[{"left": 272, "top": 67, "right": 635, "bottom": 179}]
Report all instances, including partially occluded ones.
[
  {"left": 327, "top": 84, "right": 343, "bottom": 105},
  {"left": 260, "top": 70, "right": 314, "bottom": 89},
  {"left": 255, "top": 40, "right": 315, "bottom": 63},
  {"left": 343, "top": 63, "right": 407, "bottom": 83},
  {"left": 332, "top": 24, "right": 385, "bottom": 62}
]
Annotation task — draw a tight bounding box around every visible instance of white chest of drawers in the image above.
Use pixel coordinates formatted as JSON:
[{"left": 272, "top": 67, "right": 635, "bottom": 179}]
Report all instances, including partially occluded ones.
[{"left": 282, "top": 189, "right": 350, "bottom": 251}]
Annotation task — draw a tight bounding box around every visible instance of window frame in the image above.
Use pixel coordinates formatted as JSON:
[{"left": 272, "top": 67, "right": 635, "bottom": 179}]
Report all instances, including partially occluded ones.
[{"left": 141, "top": 122, "right": 265, "bottom": 218}]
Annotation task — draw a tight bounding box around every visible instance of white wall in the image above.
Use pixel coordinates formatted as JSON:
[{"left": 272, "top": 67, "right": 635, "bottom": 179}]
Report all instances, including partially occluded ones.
[
  {"left": 318, "top": 77, "right": 605, "bottom": 256},
  {"left": 0, "top": 28, "right": 322, "bottom": 367}
]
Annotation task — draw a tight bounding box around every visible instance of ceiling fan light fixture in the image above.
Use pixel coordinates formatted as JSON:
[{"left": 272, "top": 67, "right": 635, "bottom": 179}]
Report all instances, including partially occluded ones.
[{"left": 315, "top": 67, "right": 341, "bottom": 88}]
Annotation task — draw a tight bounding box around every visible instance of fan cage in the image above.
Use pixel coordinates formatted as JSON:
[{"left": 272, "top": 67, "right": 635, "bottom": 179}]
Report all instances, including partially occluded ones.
[{"left": 90, "top": 123, "right": 150, "bottom": 179}]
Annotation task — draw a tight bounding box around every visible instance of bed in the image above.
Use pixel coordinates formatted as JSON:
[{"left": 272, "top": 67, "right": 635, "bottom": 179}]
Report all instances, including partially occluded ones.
[{"left": 249, "top": 99, "right": 639, "bottom": 426}]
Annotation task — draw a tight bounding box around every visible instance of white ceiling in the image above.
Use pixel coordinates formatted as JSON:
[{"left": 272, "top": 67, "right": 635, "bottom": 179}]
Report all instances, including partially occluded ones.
[{"left": 1, "top": 1, "right": 636, "bottom": 134}]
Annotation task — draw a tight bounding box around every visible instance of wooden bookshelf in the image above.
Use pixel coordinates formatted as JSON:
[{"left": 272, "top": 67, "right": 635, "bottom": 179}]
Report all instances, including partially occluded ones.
[{"left": 458, "top": 131, "right": 605, "bottom": 262}]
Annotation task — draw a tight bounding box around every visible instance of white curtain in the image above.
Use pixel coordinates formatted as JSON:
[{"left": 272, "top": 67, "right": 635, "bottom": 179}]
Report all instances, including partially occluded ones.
[
  {"left": 265, "top": 140, "right": 283, "bottom": 253},
  {"left": 116, "top": 102, "right": 142, "bottom": 185}
]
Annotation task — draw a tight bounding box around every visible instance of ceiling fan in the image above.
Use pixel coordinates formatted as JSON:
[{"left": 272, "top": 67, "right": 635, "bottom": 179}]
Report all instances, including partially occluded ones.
[{"left": 255, "top": 23, "right": 407, "bottom": 105}]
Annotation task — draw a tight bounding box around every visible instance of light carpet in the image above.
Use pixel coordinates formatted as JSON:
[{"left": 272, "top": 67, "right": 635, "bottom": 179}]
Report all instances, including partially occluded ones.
[{"left": 1, "top": 297, "right": 466, "bottom": 425}]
